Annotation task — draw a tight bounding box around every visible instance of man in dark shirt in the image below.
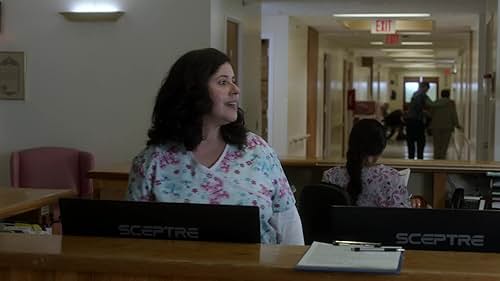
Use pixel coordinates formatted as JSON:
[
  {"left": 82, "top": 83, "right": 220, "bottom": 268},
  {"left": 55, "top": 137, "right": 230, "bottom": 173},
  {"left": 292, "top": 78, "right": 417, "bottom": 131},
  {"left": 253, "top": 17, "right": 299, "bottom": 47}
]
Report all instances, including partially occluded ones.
[{"left": 405, "top": 82, "right": 432, "bottom": 159}]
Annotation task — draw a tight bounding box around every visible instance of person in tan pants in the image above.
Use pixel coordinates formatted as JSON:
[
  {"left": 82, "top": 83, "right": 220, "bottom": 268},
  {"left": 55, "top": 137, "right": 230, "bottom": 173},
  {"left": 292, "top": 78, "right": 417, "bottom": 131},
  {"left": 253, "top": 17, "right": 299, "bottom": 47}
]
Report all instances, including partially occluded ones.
[{"left": 430, "top": 89, "right": 460, "bottom": 159}]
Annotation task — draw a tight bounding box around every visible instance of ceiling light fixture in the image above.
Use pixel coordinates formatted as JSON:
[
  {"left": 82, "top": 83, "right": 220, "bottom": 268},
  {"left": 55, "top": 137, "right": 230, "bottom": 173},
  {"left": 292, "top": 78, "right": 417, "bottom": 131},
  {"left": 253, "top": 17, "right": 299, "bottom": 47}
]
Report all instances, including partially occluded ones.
[
  {"left": 398, "top": 32, "right": 431, "bottom": 35},
  {"left": 370, "top": 41, "right": 384, "bottom": 45},
  {"left": 381, "top": 48, "right": 434, "bottom": 52},
  {"left": 401, "top": 42, "right": 433, "bottom": 45},
  {"left": 393, "top": 58, "right": 433, "bottom": 62},
  {"left": 388, "top": 53, "right": 435, "bottom": 58},
  {"left": 393, "top": 58, "right": 455, "bottom": 64},
  {"left": 333, "top": 13, "right": 430, "bottom": 18}
]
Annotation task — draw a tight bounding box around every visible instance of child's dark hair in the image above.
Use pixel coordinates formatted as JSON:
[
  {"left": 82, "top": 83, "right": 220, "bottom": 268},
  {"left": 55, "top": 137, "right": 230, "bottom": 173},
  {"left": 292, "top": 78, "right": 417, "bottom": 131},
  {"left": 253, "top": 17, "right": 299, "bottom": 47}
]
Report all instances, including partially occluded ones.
[{"left": 346, "top": 119, "right": 387, "bottom": 203}]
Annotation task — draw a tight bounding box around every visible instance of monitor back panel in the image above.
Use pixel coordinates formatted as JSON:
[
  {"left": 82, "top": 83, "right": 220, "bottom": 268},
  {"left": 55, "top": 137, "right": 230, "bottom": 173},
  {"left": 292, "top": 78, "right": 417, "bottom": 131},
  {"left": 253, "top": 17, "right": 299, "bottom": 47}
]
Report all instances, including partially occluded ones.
[
  {"left": 60, "top": 198, "right": 261, "bottom": 243},
  {"left": 330, "top": 206, "right": 500, "bottom": 252}
]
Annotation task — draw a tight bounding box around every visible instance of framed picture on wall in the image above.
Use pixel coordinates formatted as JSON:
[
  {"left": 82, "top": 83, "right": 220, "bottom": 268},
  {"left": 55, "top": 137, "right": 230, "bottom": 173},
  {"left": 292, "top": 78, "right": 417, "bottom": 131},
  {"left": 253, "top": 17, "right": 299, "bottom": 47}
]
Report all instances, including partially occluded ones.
[{"left": 0, "top": 51, "right": 25, "bottom": 100}]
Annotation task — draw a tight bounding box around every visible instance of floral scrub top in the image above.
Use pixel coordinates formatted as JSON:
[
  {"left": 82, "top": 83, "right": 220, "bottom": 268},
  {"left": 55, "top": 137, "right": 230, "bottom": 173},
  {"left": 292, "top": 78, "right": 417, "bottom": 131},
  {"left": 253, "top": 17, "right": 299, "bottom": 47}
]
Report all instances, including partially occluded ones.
[
  {"left": 128, "top": 132, "right": 299, "bottom": 244},
  {"left": 322, "top": 164, "right": 411, "bottom": 208}
]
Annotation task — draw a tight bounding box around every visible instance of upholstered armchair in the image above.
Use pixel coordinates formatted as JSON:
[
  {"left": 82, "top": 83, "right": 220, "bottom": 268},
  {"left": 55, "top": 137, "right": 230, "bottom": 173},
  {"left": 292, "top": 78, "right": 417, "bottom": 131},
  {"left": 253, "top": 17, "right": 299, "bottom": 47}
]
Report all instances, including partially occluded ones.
[
  {"left": 10, "top": 147, "right": 94, "bottom": 197},
  {"left": 9, "top": 147, "right": 95, "bottom": 231}
]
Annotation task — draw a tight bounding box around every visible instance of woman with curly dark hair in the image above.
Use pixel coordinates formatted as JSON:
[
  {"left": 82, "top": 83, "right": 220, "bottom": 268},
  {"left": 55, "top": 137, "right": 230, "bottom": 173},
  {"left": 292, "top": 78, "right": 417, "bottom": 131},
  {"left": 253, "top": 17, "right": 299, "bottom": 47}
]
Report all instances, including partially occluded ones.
[
  {"left": 128, "top": 48, "right": 303, "bottom": 245},
  {"left": 322, "top": 119, "right": 411, "bottom": 207}
]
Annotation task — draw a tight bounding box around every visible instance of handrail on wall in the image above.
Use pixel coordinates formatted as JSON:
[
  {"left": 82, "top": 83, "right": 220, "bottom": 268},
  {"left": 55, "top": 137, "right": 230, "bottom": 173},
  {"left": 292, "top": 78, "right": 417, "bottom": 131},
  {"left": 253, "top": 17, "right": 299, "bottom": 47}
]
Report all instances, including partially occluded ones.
[
  {"left": 453, "top": 129, "right": 471, "bottom": 160},
  {"left": 289, "top": 134, "right": 311, "bottom": 144}
]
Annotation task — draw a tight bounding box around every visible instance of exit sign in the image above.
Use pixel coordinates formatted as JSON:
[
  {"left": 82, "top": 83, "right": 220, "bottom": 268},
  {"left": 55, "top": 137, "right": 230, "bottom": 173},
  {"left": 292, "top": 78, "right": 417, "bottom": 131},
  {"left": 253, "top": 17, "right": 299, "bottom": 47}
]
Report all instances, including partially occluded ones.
[
  {"left": 371, "top": 19, "right": 396, "bottom": 34},
  {"left": 385, "top": 34, "right": 400, "bottom": 45}
]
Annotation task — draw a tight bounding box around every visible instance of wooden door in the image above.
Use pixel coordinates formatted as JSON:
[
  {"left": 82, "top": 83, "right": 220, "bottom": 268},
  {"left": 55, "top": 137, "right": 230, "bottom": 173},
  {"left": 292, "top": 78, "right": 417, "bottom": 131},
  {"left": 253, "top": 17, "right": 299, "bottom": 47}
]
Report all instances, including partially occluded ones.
[
  {"left": 226, "top": 20, "right": 239, "bottom": 78},
  {"left": 261, "top": 39, "right": 269, "bottom": 140}
]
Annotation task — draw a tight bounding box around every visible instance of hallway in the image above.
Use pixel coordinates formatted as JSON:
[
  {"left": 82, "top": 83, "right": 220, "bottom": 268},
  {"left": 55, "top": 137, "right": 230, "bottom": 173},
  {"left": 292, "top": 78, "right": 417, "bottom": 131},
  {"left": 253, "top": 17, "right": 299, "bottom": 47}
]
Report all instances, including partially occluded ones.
[
  {"left": 262, "top": 0, "right": 494, "bottom": 161},
  {"left": 383, "top": 136, "right": 460, "bottom": 160}
]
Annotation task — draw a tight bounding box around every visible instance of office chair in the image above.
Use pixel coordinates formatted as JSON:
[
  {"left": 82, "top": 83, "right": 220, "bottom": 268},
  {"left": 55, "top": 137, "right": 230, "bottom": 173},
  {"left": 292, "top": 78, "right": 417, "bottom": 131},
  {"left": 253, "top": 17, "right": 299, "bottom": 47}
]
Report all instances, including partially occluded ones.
[
  {"left": 450, "top": 188, "right": 465, "bottom": 209},
  {"left": 10, "top": 147, "right": 95, "bottom": 230},
  {"left": 299, "top": 183, "right": 352, "bottom": 245}
]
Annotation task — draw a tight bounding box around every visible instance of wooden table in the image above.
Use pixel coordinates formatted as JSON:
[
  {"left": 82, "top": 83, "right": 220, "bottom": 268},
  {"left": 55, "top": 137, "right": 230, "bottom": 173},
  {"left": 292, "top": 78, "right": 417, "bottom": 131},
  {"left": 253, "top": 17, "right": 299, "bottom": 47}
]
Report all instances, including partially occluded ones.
[
  {"left": 0, "top": 233, "right": 499, "bottom": 281},
  {"left": 0, "top": 187, "right": 75, "bottom": 220},
  {"left": 88, "top": 158, "right": 500, "bottom": 207}
]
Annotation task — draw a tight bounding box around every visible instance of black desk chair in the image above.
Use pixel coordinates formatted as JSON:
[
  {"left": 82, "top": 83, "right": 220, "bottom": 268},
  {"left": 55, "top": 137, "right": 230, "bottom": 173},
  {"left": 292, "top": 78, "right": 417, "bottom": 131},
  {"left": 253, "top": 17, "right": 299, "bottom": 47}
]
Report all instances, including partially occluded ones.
[
  {"left": 450, "top": 188, "right": 465, "bottom": 209},
  {"left": 299, "top": 183, "right": 351, "bottom": 245}
]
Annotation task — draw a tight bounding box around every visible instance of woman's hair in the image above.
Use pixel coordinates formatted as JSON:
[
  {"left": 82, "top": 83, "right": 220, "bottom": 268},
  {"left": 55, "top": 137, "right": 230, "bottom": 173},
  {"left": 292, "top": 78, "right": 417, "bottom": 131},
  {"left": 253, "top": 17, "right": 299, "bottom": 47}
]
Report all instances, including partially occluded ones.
[
  {"left": 346, "top": 118, "right": 387, "bottom": 203},
  {"left": 147, "top": 48, "right": 247, "bottom": 150}
]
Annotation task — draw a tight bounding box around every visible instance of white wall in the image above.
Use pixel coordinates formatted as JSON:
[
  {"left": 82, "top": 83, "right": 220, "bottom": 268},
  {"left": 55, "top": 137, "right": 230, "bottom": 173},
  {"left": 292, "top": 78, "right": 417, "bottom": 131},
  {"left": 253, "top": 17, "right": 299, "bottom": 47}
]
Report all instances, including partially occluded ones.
[
  {"left": 376, "top": 66, "right": 391, "bottom": 104},
  {"left": 210, "top": 0, "right": 262, "bottom": 133},
  {"left": 318, "top": 37, "right": 348, "bottom": 159},
  {"left": 261, "top": 15, "right": 289, "bottom": 155},
  {"left": 287, "top": 17, "right": 308, "bottom": 157},
  {"left": 352, "top": 60, "right": 370, "bottom": 101},
  {"left": 0, "top": 0, "right": 265, "bottom": 185}
]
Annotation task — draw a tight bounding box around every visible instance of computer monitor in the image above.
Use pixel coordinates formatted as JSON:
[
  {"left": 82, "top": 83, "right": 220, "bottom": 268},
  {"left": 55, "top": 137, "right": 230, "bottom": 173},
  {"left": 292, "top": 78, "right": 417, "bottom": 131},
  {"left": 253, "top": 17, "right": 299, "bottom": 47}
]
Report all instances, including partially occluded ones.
[
  {"left": 330, "top": 206, "right": 500, "bottom": 252},
  {"left": 59, "top": 198, "right": 261, "bottom": 243}
]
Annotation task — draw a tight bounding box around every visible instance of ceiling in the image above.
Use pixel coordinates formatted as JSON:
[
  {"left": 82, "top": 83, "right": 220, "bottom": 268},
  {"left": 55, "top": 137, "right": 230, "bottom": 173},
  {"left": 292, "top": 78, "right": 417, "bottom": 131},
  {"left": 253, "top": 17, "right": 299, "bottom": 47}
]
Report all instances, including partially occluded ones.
[{"left": 262, "top": 0, "right": 490, "bottom": 69}]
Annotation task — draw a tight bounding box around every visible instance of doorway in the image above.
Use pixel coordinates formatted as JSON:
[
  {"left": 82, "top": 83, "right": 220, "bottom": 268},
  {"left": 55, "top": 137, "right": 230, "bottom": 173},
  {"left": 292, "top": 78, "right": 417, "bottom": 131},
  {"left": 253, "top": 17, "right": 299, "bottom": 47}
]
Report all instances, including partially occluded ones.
[
  {"left": 226, "top": 20, "right": 239, "bottom": 79},
  {"left": 261, "top": 39, "right": 269, "bottom": 140},
  {"left": 403, "top": 76, "right": 439, "bottom": 109}
]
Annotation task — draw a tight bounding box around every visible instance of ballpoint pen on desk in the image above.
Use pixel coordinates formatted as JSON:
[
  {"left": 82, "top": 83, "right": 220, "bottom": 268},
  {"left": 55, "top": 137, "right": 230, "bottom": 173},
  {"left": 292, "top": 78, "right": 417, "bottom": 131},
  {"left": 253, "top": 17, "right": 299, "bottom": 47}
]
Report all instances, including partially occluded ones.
[
  {"left": 351, "top": 246, "right": 405, "bottom": 252},
  {"left": 332, "top": 240, "right": 382, "bottom": 247}
]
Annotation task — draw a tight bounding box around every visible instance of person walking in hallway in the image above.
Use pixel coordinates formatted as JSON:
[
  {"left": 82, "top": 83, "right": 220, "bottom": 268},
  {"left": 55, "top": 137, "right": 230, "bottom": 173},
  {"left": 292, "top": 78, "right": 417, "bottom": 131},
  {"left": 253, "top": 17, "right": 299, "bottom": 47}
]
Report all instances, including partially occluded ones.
[
  {"left": 405, "top": 82, "right": 444, "bottom": 159},
  {"left": 430, "top": 89, "right": 460, "bottom": 159}
]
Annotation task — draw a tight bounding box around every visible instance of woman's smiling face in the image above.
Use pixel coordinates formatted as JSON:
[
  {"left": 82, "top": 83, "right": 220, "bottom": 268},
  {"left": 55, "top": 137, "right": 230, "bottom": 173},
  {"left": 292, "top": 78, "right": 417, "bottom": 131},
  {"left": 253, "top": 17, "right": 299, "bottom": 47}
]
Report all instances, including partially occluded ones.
[{"left": 205, "top": 62, "right": 240, "bottom": 127}]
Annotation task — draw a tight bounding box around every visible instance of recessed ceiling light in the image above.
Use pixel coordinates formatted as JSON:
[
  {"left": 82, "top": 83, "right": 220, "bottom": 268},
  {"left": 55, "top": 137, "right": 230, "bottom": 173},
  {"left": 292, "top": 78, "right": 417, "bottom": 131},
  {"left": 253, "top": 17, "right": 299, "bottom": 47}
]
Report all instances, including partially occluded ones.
[
  {"left": 381, "top": 48, "right": 434, "bottom": 52},
  {"left": 388, "top": 53, "right": 435, "bottom": 58},
  {"left": 401, "top": 42, "right": 433, "bottom": 45},
  {"left": 370, "top": 41, "right": 384, "bottom": 45},
  {"left": 406, "top": 63, "right": 437, "bottom": 67},
  {"left": 393, "top": 58, "right": 434, "bottom": 62},
  {"left": 333, "top": 13, "right": 430, "bottom": 18},
  {"left": 393, "top": 58, "right": 454, "bottom": 63},
  {"left": 398, "top": 32, "right": 432, "bottom": 35}
]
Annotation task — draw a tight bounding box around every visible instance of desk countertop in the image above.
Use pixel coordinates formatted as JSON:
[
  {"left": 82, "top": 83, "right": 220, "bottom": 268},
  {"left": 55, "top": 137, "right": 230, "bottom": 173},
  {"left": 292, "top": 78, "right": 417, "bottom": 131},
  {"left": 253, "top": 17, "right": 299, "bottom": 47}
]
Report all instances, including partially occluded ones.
[
  {"left": 0, "top": 187, "right": 75, "bottom": 219},
  {"left": 0, "top": 234, "right": 499, "bottom": 281}
]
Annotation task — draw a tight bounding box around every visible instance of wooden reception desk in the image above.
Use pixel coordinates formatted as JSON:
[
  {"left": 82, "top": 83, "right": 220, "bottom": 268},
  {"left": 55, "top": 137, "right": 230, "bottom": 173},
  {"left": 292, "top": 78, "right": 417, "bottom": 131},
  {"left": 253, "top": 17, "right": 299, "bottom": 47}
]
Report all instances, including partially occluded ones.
[
  {"left": 0, "top": 233, "right": 500, "bottom": 281},
  {"left": 0, "top": 187, "right": 75, "bottom": 220},
  {"left": 88, "top": 158, "right": 500, "bottom": 208}
]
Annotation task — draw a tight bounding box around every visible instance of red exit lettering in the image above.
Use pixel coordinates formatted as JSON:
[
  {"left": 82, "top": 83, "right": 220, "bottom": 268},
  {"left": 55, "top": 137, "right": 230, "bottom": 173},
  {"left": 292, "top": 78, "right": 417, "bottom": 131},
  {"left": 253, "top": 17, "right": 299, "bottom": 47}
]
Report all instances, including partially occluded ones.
[{"left": 376, "top": 20, "right": 392, "bottom": 32}]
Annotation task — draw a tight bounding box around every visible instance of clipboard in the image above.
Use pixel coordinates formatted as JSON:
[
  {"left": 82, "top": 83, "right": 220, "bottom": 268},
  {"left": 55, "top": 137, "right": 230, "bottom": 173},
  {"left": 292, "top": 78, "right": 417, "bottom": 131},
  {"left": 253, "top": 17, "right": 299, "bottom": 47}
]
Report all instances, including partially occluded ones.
[{"left": 295, "top": 241, "right": 404, "bottom": 274}]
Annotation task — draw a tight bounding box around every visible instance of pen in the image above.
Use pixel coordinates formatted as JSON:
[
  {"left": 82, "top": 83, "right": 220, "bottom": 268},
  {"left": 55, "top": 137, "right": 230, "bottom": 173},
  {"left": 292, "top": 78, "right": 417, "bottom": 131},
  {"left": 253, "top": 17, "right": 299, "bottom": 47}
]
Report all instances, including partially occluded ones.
[
  {"left": 351, "top": 247, "right": 404, "bottom": 252},
  {"left": 332, "top": 240, "right": 382, "bottom": 247}
]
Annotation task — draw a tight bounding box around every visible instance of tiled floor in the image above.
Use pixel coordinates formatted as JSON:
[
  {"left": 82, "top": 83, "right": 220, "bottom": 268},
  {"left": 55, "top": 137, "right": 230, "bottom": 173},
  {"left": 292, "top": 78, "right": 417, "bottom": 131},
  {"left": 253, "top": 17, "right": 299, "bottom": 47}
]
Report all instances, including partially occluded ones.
[{"left": 383, "top": 135, "right": 458, "bottom": 160}]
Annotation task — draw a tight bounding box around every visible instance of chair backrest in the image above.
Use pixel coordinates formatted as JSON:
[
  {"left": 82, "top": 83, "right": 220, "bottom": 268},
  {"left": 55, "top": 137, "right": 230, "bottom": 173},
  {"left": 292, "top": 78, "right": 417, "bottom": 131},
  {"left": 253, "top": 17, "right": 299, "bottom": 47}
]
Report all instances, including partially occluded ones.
[
  {"left": 299, "top": 183, "right": 352, "bottom": 245},
  {"left": 450, "top": 188, "right": 465, "bottom": 209},
  {"left": 10, "top": 147, "right": 95, "bottom": 197}
]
